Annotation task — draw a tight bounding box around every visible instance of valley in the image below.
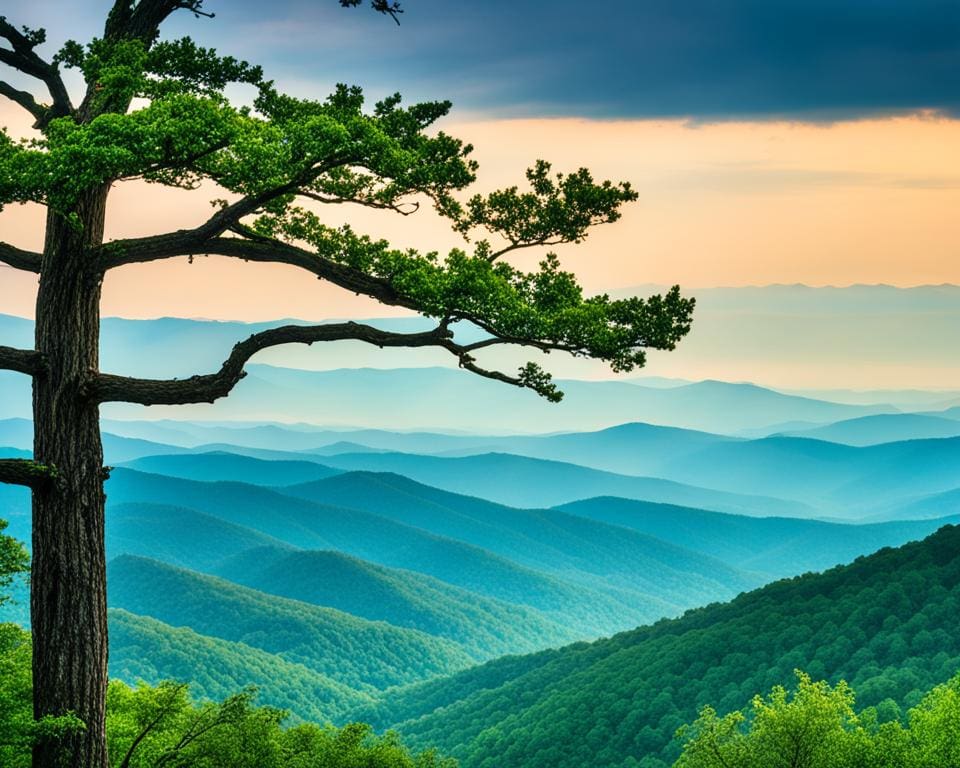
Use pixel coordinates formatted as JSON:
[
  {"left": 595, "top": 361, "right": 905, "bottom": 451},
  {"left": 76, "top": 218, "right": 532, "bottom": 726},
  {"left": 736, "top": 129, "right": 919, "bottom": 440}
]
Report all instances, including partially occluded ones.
[{"left": 4, "top": 367, "right": 960, "bottom": 766}]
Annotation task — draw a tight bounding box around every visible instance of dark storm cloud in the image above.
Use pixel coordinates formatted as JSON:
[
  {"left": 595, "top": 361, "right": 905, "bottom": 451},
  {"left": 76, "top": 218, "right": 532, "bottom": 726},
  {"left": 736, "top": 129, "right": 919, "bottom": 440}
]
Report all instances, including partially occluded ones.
[
  {"left": 370, "top": 0, "right": 960, "bottom": 118},
  {"left": 5, "top": 0, "right": 960, "bottom": 119}
]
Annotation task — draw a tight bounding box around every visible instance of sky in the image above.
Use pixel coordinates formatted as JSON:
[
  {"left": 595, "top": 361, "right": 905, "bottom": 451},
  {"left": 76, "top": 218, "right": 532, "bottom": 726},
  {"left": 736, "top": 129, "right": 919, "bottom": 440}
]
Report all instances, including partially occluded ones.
[{"left": 1, "top": 1, "right": 959, "bottom": 387}]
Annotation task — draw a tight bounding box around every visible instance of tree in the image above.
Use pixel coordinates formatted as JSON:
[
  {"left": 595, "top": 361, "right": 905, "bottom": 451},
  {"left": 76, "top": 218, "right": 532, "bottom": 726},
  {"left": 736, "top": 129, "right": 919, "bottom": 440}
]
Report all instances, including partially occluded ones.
[
  {"left": 674, "top": 672, "right": 870, "bottom": 768},
  {"left": 0, "top": 2, "right": 695, "bottom": 766},
  {"left": 673, "top": 670, "right": 960, "bottom": 768},
  {"left": 0, "top": 518, "right": 29, "bottom": 610}
]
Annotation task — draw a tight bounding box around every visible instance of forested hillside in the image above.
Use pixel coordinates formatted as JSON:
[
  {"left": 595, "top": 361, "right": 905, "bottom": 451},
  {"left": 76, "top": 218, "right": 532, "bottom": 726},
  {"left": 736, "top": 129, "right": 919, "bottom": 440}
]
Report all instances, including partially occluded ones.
[
  {"left": 214, "top": 547, "right": 577, "bottom": 659},
  {"left": 557, "top": 496, "right": 955, "bottom": 578},
  {"left": 362, "top": 526, "right": 960, "bottom": 768},
  {"left": 8, "top": 427, "right": 960, "bottom": 767},
  {"left": 107, "top": 556, "right": 474, "bottom": 691},
  {"left": 107, "top": 609, "right": 372, "bottom": 722}
]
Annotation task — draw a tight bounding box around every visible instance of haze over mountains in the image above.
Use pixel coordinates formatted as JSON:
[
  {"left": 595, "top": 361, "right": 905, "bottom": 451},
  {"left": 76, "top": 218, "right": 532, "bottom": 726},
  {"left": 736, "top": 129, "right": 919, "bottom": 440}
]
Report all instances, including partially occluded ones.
[
  {"left": 3, "top": 288, "right": 960, "bottom": 766},
  {"left": 3, "top": 297, "right": 960, "bottom": 432},
  {"left": 5, "top": 282, "right": 959, "bottom": 387}
]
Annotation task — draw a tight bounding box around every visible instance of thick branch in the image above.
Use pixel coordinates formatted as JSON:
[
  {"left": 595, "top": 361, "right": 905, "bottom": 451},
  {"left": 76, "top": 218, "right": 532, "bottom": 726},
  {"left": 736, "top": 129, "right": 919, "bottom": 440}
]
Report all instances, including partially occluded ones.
[
  {"left": 104, "top": 1, "right": 213, "bottom": 45},
  {"left": 90, "top": 321, "right": 545, "bottom": 406},
  {"left": 0, "top": 17, "right": 73, "bottom": 126},
  {"left": 89, "top": 322, "right": 456, "bottom": 405},
  {"left": 0, "top": 346, "right": 43, "bottom": 376},
  {"left": 98, "top": 234, "right": 417, "bottom": 311},
  {"left": 0, "top": 459, "right": 56, "bottom": 490},
  {"left": 0, "top": 79, "right": 46, "bottom": 122},
  {"left": 0, "top": 242, "right": 42, "bottom": 273}
]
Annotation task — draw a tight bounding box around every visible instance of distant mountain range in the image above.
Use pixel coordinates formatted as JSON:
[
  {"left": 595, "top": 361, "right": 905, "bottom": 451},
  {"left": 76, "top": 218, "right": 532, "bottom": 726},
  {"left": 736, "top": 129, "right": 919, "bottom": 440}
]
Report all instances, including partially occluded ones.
[
  {"left": 314, "top": 450, "right": 814, "bottom": 517},
  {"left": 3, "top": 440, "right": 958, "bottom": 737},
  {"left": 781, "top": 412, "right": 960, "bottom": 445},
  {"left": 7, "top": 414, "right": 960, "bottom": 520},
  {"left": 4, "top": 283, "right": 959, "bottom": 390},
  {"left": 88, "top": 366, "right": 901, "bottom": 434},
  {"left": 4, "top": 308, "right": 956, "bottom": 433}
]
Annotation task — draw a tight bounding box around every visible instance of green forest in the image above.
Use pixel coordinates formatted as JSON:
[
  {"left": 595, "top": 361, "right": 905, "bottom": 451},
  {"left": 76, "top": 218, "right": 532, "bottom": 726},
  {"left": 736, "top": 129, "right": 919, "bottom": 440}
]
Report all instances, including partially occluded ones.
[
  {"left": 365, "top": 526, "right": 960, "bottom": 767},
  {"left": 5, "top": 516, "right": 960, "bottom": 767},
  {"left": 674, "top": 671, "right": 960, "bottom": 768},
  {"left": 2, "top": 623, "right": 454, "bottom": 768},
  {"left": 1, "top": 2, "right": 958, "bottom": 767}
]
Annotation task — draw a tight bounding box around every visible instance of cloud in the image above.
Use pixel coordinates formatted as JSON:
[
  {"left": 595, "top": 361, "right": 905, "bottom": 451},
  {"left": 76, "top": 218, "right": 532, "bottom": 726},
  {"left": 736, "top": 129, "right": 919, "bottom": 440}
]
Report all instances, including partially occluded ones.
[
  {"left": 3, "top": 0, "right": 958, "bottom": 120},
  {"left": 385, "top": 0, "right": 960, "bottom": 120}
]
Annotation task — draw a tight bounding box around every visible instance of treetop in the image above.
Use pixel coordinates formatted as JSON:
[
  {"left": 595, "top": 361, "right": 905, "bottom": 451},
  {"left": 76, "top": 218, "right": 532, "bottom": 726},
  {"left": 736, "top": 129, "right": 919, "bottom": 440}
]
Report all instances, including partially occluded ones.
[{"left": 0, "top": 0, "right": 694, "bottom": 401}]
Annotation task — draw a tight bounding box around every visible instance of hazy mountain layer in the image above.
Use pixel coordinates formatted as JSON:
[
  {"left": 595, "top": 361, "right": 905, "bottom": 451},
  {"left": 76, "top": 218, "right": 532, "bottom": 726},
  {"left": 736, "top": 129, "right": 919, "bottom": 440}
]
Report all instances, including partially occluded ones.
[
  {"left": 103, "top": 468, "right": 650, "bottom": 636},
  {"left": 557, "top": 496, "right": 955, "bottom": 578}
]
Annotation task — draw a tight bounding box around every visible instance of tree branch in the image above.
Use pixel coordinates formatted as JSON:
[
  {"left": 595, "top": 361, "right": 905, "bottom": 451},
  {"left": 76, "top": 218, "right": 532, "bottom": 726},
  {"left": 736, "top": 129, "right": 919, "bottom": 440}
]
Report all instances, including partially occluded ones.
[
  {"left": 118, "top": 683, "right": 190, "bottom": 768},
  {"left": 0, "top": 79, "right": 46, "bottom": 123},
  {"left": 119, "top": 139, "right": 232, "bottom": 182},
  {"left": 191, "top": 157, "right": 353, "bottom": 241},
  {"left": 89, "top": 322, "right": 456, "bottom": 405},
  {"left": 0, "top": 17, "right": 73, "bottom": 127},
  {"left": 0, "top": 459, "right": 56, "bottom": 490},
  {"left": 104, "top": 1, "right": 213, "bottom": 45},
  {"left": 97, "top": 233, "right": 418, "bottom": 311},
  {"left": 488, "top": 237, "right": 567, "bottom": 262},
  {"left": 300, "top": 190, "right": 420, "bottom": 216},
  {"left": 0, "top": 346, "right": 43, "bottom": 376},
  {"left": 0, "top": 242, "right": 42, "bottom": 273},
  {"left": 89, "top": 320, "right": 553, "bottom": 406}
]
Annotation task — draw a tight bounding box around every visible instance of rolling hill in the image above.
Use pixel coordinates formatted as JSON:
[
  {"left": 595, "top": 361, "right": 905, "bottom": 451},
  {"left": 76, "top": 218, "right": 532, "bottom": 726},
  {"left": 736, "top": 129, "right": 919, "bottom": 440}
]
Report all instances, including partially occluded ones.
[
  {"left": 102, "top": 468, "right": 654, "bottom": 636},
  {"left": 122, "top": 451, "right": 340, "bottom": 485},
  {"left": 106, "top": 503, "right": 295, "bottom": 572},
  {"left": 214, "top": 547, "right": 577, "bottom": 660},
  {"left": 557, "top": 496, "right": 956, "bottom": 578},
  {"left": 653, "top": 435, "right": 960, "bottom": 516},
  {"left": 280, "top": 471, "right": 755, "bottom": 606},
  {"left": 107, "top": 608, "right": 371, "bottom": 722},
  {"left": 316, "top": 450, "right": 814, "bottom": 517},
  {"left": 107, "top": 555, "right": 473, "bottom": 691},
  {"left": 362, "top": 525, "right": 960, "bottom": 768},
  {"left": 784, "top": 413, "right": 960, "bottom": 446}
]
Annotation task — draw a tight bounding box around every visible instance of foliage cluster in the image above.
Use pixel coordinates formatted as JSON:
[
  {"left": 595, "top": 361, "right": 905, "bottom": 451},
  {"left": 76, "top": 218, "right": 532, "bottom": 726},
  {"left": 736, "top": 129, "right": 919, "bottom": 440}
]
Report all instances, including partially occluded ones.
[
  {"left": 0, "top": 620, "right": 453, "bottom": 768},
  {"left": 676, "top": 670, "right": 960, "bottom": 768}
]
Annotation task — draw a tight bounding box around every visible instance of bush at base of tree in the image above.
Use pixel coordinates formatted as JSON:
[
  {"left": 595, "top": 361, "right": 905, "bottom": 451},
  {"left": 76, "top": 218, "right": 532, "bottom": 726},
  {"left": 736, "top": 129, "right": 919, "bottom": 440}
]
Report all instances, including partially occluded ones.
[{"left": 674, "top": 669, "right": 960, "bottom": 768}]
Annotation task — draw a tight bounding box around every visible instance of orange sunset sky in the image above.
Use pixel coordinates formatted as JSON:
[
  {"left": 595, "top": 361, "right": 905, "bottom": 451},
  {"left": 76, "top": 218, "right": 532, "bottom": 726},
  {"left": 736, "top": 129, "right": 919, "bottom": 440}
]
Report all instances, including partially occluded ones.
[
  {"left": 2, "top": 0, "right": 960, "bottom": 390},
  {"left": 2, "top": 108, "right": 960, "bottom": 321}
]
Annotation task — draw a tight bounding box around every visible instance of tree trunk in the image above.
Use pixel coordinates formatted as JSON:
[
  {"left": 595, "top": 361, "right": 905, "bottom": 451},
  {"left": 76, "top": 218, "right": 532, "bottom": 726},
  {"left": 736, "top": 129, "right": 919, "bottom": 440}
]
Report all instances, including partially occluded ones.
[{"left": 31, "top": 186, "right": 110, "bottom": 768}]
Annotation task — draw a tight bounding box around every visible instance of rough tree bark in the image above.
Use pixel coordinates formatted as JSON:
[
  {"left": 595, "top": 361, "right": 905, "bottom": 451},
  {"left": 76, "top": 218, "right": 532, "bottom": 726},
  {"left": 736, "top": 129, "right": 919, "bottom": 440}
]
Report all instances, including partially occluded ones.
[{"left": 31, "top": 187, "right": 111, "bottom": 768}]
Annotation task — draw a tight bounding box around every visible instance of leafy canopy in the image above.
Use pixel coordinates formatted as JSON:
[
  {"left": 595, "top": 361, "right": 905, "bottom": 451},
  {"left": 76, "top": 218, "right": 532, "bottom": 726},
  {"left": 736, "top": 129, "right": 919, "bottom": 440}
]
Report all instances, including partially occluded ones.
[
  {"left": 675, "top": 670, "right": 960, "bottom": 768},
  {"left": 0, "top": 519, "right": 28, "bottom": 609},
  {"left": 0, "top": 17, "right": 693, "bottom": 399},
  {"left": 0, "top": 626, "right": 455, "bottom": 768}
]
